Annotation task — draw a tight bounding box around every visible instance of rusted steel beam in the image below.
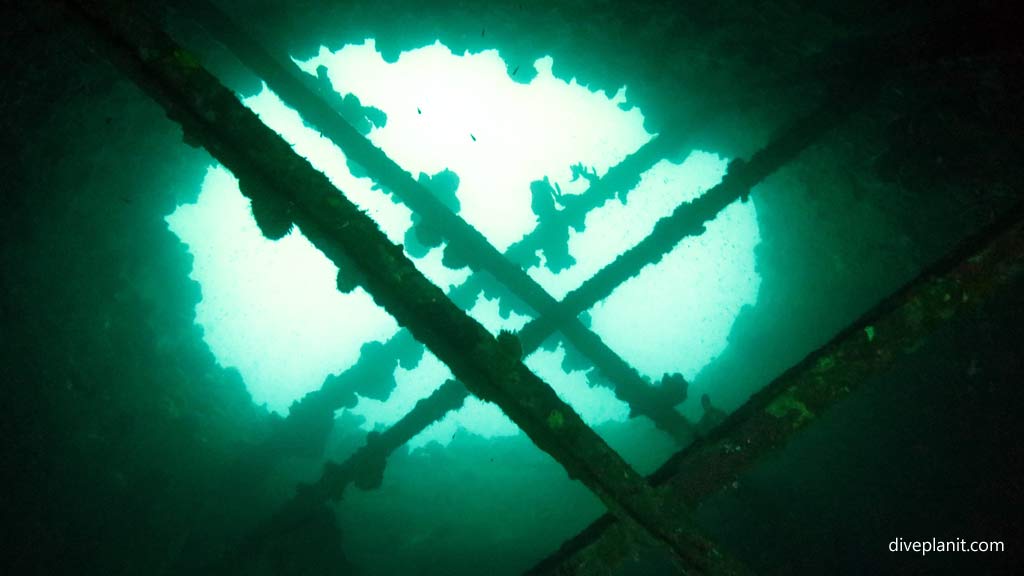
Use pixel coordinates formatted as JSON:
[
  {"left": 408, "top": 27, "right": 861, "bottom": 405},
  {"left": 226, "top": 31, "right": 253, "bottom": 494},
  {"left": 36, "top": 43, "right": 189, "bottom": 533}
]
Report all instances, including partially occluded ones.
[
  {"left": 258, "top": 330, "right": 423, "bottom": 456},
  {"left": 529, "top": 203, "right": 1024, "bottom": 574},
  {"left": 238, "top": 63, "right": 870, "bottom": 576},
  {"left": 263, "top": 74, "right": 854, "bottom": 466},
  {"left": 504, "top": 131, "right": 693, "bottom": 267},
  {"left": 164, "top": 0, "right": 697, "bottom": 444},
  {"left": 317, "top": 379, "right": 469, "bottom": 500},
  {"left": 547, "top": 87, "right": 877, "bottom": 329},
  {"left": 265, "top": 54, "right": 879, "bottom": 489},
  {"left": 225, "top": 380, "right": 471, "bottom": 567},
  {"left": 62, "top": 0, "right": 744, "bottom": 571}
]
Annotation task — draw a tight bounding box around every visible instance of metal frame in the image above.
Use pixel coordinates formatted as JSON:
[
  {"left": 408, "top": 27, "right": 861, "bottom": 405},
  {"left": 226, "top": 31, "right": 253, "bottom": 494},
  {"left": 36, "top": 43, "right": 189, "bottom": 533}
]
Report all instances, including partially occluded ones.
[{"left": 59, "top": 0, "right": 1024, "bottom": 574}]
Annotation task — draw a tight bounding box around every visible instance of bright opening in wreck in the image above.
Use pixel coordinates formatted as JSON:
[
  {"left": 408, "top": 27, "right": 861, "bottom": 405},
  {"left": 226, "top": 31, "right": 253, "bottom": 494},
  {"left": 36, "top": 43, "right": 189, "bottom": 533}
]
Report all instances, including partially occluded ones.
[{"left": 166, "top": 40, "right": 761, "bottom": 447}]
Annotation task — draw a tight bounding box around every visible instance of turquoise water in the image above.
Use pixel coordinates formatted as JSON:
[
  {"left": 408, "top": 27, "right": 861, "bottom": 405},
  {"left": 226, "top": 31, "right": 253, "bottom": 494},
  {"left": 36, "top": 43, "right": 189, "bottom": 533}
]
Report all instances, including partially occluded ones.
[
  {"left": 12, "top": 3, "right": 1019, "bottom": 574},
  {"left": 166, "top": 41, "right": 760, "bottom": 446}
]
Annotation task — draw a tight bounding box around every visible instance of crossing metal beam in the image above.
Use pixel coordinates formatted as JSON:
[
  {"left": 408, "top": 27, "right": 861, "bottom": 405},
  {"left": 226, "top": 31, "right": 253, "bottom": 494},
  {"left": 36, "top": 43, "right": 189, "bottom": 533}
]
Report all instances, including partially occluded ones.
[
  {"left": 61, "top": 0, "right": 746, "bottom": 572},
  {"left": 529, "top": 203, "right": 1024, "bottom": 574},
  {"left": 162, "top": 0, "right": 697, "bottom": 443},
  {"left": 320, "top": 77, "right": 880, "bottom": 501}
]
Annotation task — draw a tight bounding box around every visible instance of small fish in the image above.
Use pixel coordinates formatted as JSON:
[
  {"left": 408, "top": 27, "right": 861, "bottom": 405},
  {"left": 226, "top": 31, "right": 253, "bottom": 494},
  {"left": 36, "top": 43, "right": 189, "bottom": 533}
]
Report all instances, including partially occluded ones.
[
  {"left": 470, "top": 133, "right": 477, "bottom": 142},
  {"left": 481, "top": 27, "right": 485, "bottom": 37},
  {"left": 511, "top": 65, "right": 519, "bottom": 76},
  {"left": 417, "top": 107, "right": 422, "bottom": 115}
]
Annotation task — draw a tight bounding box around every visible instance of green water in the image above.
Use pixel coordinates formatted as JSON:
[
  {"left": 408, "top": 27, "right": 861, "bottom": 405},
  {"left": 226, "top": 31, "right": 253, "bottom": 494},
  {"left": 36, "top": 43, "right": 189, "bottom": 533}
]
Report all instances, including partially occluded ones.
[{"left": 3, "top": 1, "right": 1022, "bottom": 575}]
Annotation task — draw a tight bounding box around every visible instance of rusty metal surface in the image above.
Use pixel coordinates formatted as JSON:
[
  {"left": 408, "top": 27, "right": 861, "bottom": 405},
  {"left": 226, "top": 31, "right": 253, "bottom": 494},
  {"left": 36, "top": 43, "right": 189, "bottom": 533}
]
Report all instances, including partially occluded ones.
[
  {"left": 61, "top": 0, "right": 748, "bottom": 572},
  {"left": 164, "top": 0, "right": 697, "bottom": 444},
  {"left": 529, "top": 204, "right": 1024, "bottom": 574}
]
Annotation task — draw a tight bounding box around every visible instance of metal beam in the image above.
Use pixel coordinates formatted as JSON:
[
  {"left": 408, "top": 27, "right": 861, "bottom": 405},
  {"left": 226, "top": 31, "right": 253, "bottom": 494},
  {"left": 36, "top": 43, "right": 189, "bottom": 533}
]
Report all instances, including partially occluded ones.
[
  {"left": 547, "top": 83, "right": 879, "bottom": 327},
  {"left": 61, "top": 0, "right": 744, "bottom": 571},
  {"left": 224, "top": 380, "right": 471, "bottom": 567},
  {"left": 164, "top": 0, "right": 696, "bottom": 443},
  {"left": 296, "top": 74, "right": 883, "bottom": 511},
  {"left": 254, "top": 75, "right": 868, "bottom": 472},
  {"left": 529, "top": 203, "right": 1024, "bottom": 574}
]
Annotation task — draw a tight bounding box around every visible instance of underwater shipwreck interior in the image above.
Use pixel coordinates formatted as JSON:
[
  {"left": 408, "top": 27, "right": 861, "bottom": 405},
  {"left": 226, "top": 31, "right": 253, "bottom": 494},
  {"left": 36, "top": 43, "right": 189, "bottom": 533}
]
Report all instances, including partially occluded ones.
[{"left": 4, "top": 0, "right": 1024, "bottom": 574}]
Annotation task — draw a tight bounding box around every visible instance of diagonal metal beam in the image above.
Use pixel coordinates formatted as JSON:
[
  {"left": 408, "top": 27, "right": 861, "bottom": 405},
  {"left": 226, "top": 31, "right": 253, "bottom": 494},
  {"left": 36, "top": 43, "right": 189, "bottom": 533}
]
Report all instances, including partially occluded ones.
[
  {"left": 529, "top": 203, "right": 1024, "bottom": 574},
  {"left": 301, "top": 72, "right": 884, "bottom": 512},
  {"left": 180, "top": 0, "right": 913, "bottom": 454},
  {"left": 221, "top": 380, "right": 472, "bottom": 568},
  {"left": 537, "top": 83, "right": 880, "bottom": 334},
  {"left": 288, "top": 1, "right": 982, "bottom": 517},
  {"left": 315, "top": 380, "right": 470, "bottom": 498},
  {"left": 174, "top": 0, "right": 1023, "bottom": 476},
  {"left": 163, "top": 0, "right": 697, "bottom": 443},
  {"left": 257, "top": 71, "right": 870, "bottom": 472},
  {"left": 61, "top": 0, "right": 746, "bottom": 572}
]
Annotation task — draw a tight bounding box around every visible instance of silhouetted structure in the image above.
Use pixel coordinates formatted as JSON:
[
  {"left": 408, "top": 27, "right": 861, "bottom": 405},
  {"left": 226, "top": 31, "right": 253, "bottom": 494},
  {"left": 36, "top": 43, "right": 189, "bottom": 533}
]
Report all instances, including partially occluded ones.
[{"left": 11, "top": 0, "right": 1022, "bottom": 574}]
